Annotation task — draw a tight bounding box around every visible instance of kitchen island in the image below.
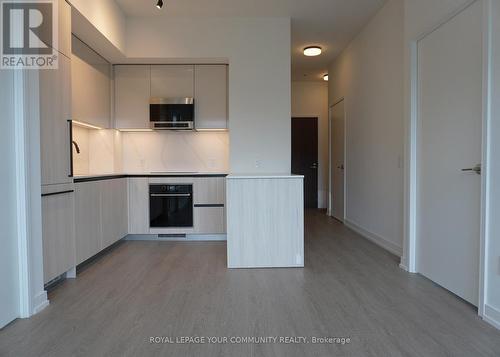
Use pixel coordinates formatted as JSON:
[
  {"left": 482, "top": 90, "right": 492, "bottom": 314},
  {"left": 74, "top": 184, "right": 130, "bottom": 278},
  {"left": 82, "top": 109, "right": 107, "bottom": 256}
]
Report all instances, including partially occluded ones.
[{"left": 226, "top": 174, "right": 304, "bottom": 268}]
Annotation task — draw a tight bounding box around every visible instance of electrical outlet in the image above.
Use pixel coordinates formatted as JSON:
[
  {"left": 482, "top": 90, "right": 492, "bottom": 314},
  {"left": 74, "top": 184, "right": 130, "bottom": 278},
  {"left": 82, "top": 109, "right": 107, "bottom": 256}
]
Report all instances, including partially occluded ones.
[{"left": 255, "top": 159, "right": 261, "bottom": 168}]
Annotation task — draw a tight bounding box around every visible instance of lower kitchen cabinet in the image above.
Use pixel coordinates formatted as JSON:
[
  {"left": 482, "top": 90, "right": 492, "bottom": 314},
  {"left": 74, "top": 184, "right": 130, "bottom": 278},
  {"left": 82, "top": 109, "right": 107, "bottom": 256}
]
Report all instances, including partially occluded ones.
[
  {"left": 42, "top": 190, "right": 76, "bottom": 284},
  {"left": 128, "top": 178, "right": 149, "bottom": 234},
  {"left": 74, "top": 178, "right": 128, "bottom": 265},
  {"left": 74, "top": 181, "right": 101, "bottom": 264},
  {"left": 101, "top": 179, "right": 128, "bottom": 248},
  {"left": 194, "top": 207, "right": 225, "bottom": 234}
]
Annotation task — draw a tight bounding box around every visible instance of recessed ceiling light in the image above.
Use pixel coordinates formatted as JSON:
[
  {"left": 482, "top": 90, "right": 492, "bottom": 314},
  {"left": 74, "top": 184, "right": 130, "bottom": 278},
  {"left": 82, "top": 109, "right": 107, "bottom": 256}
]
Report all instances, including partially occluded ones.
[
  {"left": 303, "top": 46, "right": 322, "bottom": 57},
  {"left": 323, "top": 74, "right": 329, "bottom": 81},
  {"left": 156, "top": 0, "right": 163, "bottom": 9}
]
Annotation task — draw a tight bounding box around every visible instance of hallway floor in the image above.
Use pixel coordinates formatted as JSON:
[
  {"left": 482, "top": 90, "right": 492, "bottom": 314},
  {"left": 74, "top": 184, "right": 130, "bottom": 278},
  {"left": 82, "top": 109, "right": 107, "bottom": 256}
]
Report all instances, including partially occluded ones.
[{"left": 1, "top": 210, "right": 499, "bottom": 356}]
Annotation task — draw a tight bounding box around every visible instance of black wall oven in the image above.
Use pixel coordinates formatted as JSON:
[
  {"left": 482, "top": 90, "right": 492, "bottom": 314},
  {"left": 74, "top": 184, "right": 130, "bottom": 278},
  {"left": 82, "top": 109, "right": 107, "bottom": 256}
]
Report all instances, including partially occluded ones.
[{"left": 149, "top": 184, "right": 193, "bottom": 228}]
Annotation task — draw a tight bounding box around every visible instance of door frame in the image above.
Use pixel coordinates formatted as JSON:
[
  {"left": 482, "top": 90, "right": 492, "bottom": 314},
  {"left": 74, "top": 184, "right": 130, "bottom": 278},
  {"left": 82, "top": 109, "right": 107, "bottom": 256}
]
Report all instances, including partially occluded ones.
[
  {"left": 291, "top": 116, "right": 319, "bottom": 209},
  {"left": 328, "top": 97, "right": 346, "bottom": 221},
  {"left": 404, "top": 0, "right": 492, "bottom": 319}
]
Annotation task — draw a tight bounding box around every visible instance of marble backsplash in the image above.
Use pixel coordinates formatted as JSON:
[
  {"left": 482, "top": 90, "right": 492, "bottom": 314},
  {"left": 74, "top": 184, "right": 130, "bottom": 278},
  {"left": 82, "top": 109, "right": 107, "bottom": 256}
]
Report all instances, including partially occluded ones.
[
  {"left": 72, "top": 126, "right": 229, "bottom": 175},
  {"left": 122, "top": 131, "right": 229, "bottom": 173}
]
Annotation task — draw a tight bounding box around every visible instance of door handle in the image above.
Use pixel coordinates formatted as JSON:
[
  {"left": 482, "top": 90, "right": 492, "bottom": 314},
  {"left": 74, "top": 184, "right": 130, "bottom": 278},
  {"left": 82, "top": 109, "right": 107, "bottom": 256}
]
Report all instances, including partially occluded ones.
[
  {"left": 68, "top": 120, "right": 73, "bottom": 178},
  {"left": 461, "top": 164, "right": 481, "bottom": 175},
  {"left": 150, "top": 193, "right": 192, "bottom": 197}
]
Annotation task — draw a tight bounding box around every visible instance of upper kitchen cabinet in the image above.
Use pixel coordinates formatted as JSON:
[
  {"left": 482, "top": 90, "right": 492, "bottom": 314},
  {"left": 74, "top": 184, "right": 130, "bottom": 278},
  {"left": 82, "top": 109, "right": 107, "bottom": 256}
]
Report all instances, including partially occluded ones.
[
  {"left": 40, "top": 54, "right": 72, "bottom": 186},
  {"left": 52, "top": 0, "right": 71, "bottom": 58},
  {"left": 114, "top": 65, "right": 151, "bottom": 129},
  {"left": 71, "top": 36, "right": 111, "bottom": 128},
  {"left": 150, "top": 65, "right": 194, "bottom": 98},
  {"left": 194, "top": 65, "right": 228, "bottom": 130}
]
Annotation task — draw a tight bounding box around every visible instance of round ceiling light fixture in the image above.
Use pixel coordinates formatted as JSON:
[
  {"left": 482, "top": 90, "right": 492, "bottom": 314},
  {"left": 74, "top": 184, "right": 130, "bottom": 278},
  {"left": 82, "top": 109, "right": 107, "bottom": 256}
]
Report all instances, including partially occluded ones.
[
  {"left": 323, "top": 74, "right": 329, "bottom": 81},
  {"left": 303, "top": 46, "right": 322, "bottom": 57},
  {"left": 156, "top": 0, "right": 164, "bottom": 9}
]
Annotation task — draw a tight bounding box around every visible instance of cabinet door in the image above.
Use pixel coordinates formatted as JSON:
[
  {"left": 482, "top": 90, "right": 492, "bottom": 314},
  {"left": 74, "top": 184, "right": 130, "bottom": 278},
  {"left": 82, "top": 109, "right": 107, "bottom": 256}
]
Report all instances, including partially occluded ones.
[
  {"left": 57, "top": 0, "right": 71, "bottom": 58},
  {"left": 150, "top": 65, "right": 194, "bottom": 98},
  {"left": 128, "top": 178, "right": 149, "bottom": 234},
  {"left": 114, "top": 65, "right": 150, "bottom": 129},
  {"left": 42, "top": 191, "right": 76, "bottom": 283},
  {"left": 74, "top": 182, "right": 101, "bottom": 265},
  {"left": 194, "top": 207, "right": 225, "bottom": 234},
  {"left": 101, "top": 179, "right": 128, "bottom": 248},
  {"left": 71, "top": 35, "right": 111, "bottom": 129},
  {"left": 40, "top": 55, "right": 72, "bottom": 186},
  {"left": 194, "top": 65, "right": 228, "bottom": 130},
  {"left": 194, "top": 177, "right": 225, "bottom": 205}
]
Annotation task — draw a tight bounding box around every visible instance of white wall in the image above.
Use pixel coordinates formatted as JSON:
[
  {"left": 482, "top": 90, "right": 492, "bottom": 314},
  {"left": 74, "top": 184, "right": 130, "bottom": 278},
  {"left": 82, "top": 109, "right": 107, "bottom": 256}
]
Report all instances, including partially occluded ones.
[
  {"left": 125, "top": 17, "right": 291, "bottom": 174},
  {"left": 485, "top": 0, "right": 500, "bottom": 327},
  {"left": 0, "top": 70, "right": 20, "bottom": 328},
  {"left": 68, "top": 0, "right": 126, "bottom": 53},
  {"left": 328, "top": 0, "right": 405, "bottom": 254},
  {"left": 291, "top": 81, "right": 329, "bottom": 208}
]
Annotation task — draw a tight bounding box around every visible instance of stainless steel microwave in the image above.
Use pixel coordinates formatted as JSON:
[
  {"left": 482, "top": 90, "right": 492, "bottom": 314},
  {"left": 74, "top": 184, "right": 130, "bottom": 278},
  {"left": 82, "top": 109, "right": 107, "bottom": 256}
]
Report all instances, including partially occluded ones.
[{"left": 149, "top": 97, "right": 194, "bottom": 130}]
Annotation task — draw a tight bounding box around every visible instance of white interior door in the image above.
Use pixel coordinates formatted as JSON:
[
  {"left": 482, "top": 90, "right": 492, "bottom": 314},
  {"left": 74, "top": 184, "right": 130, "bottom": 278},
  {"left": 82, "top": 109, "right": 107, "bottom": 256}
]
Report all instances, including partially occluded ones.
[
  {"left": 417, "top": 0, "right": 483, "bottom": 306},
  {"left": 330, "top": 100, "right": 345, "bottom": 221}
]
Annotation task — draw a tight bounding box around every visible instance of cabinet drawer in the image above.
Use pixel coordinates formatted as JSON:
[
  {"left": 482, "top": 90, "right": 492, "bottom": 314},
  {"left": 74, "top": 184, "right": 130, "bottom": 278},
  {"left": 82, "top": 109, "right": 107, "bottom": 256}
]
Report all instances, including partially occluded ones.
[
  {"left": 194, "top": 178, "right": 225, "bottom": 205},
  {"left": 194, "top": 206, "right": 225, "bottom": 234}
]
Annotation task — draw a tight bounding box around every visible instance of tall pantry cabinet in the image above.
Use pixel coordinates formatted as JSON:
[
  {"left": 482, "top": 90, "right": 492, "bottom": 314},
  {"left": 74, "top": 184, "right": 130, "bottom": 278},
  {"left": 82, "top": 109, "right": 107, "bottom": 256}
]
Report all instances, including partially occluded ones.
[{"left": 39, "top": 0, "right": 76, "bottom": 284}]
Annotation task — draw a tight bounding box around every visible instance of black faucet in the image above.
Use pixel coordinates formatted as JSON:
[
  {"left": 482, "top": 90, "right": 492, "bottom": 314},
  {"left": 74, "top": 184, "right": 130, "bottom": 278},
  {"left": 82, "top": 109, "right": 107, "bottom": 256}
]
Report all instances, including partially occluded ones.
[{"left": 72, "top": 140, "right": 81, "bottom": 154}]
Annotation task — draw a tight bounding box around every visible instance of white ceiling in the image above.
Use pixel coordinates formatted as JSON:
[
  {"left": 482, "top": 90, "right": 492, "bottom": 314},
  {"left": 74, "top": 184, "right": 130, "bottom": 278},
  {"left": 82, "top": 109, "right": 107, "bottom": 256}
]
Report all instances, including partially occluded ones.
[{"left": 114, "top": 0, "right": 386, "bottom": 81}]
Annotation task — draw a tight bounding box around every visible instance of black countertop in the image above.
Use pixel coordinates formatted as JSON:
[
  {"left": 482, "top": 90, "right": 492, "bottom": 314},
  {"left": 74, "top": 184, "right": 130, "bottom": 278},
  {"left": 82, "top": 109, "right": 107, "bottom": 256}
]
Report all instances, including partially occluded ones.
[{"left": 73, "top": 173, "right": 228, "bottom": 183}]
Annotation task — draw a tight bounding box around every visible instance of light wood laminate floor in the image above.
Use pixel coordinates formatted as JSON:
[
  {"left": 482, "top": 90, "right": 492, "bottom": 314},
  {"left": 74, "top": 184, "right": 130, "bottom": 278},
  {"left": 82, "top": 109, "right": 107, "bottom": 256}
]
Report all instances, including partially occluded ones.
[{"left": 1, "top": 210, "right": 499, "bottom": 356}]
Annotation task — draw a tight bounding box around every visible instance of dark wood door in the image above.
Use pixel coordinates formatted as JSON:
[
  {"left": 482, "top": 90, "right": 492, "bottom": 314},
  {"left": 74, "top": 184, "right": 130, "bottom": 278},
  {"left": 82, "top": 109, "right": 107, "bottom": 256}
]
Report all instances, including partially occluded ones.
[{"left": 291, "top": 117, "right": 318, "bottom": 208}]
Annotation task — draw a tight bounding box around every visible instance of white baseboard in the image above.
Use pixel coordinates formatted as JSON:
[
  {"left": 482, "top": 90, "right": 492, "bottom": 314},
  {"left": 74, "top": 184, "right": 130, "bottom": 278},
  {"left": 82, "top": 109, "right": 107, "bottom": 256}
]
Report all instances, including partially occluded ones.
[
  {"left": 344, "top": 219, "right": 403, "bottom": 257},
  {"left": 484, "top": 304, "right": 500, "bottom": 330},
  {"left": 31, "top": 290, "right": 49, "bottom": 315},
  {"left": 126, "top": 234, "right": 227, "bottom": 242}
]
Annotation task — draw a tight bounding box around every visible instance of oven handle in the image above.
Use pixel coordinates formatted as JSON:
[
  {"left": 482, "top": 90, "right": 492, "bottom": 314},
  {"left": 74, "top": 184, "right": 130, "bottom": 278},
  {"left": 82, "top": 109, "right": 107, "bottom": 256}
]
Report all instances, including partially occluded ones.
[{"left": 150, "top": 193, "right": 192, "bottom": 197}]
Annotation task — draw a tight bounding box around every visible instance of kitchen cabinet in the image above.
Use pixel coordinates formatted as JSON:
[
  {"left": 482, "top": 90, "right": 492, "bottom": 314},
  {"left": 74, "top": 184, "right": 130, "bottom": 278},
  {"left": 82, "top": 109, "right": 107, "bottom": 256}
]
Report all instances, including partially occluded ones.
[
  {"left": 193, "top": 177, "right": 225, "bottom": 205},
  {"left": 150, "top": 65, "right": 194, "bottom": 98},
  {"left": 114, "top": 65, "right": 150, "bottom": 129},
  {"left": 40, "top": 53, "right": 72, "bottom": 186},
  {"left": 128, "top": 178, "right": 149, "bottom": 234},
  {"left": 56, "top": 0, "right": 71, "bottom": 58},
  {"left": 74, "top": 181, "right": 101, "bottom": 264},
  {"left": 114, "top": 64, "right": 228, "bottom": 130},
  {"left": 42, "top": 189, "right": 76, "bottom": 284},
  {"left": 71, "top": 35, "right": 111, "bottom": 129},
  {"left": 194, "top": 207, "right": 225, "bottom": 234},
  {"left": 101, "top": 179, "right": 128, "bottom": 248},
  {"left": 194, "top": 65, "right": 228, "bottom": 130},
  {"left": 74, "top": 178, "right": 128, "bottom": 265}
]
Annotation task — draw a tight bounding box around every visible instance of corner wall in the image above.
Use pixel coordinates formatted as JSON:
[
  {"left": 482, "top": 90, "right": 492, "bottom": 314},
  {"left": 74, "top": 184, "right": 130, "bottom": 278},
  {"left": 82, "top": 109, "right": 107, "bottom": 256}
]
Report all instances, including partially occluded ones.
[
  {"left": 291, "top": 81, "right": 329, "bottom": 208},
  {"left": 328, "top": 0, "right": 405, "bottom": 254},
  {"left": 125, "top": 17, "right": 291, "bottom": 174},
  {"left": 485, "top": 0, "right": 500, "bottom": 328},
  {"left": 0, "top": 69, "right": 20, "bottom": 328}
]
